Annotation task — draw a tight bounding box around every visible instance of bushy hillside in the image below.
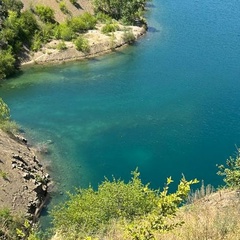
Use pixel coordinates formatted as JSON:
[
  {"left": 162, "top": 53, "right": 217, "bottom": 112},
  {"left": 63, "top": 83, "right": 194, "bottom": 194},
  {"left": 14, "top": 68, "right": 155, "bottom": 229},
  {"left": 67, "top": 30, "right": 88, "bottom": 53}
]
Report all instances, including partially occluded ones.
[{"left": 21, "top": 0, "right": 93, "bottom": 23}]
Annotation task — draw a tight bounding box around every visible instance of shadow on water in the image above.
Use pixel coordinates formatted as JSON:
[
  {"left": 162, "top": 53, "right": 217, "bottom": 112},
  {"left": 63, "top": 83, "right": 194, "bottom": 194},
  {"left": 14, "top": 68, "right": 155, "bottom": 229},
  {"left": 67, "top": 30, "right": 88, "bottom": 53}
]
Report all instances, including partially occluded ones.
[
  {"left": 146, "top": 3, "right": 156, "bottom": 8},
  {"left": 147, "top": 26, "right": 160, "bottom": 33}
]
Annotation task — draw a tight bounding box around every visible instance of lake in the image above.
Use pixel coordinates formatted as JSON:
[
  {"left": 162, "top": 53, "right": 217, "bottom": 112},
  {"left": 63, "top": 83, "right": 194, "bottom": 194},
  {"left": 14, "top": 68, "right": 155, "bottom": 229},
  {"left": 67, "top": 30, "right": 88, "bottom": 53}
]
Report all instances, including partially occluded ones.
[{"left": 1, "top": 0, "right": 240, "bottom": 225}]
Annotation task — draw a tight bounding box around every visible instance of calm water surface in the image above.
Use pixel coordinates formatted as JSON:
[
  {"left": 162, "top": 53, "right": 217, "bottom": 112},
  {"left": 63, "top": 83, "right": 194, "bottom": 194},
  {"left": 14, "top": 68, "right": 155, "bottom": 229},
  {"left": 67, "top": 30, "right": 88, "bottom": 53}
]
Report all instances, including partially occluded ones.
[{"left": 1, "top": 0, "right": 240, "bottom": 221}]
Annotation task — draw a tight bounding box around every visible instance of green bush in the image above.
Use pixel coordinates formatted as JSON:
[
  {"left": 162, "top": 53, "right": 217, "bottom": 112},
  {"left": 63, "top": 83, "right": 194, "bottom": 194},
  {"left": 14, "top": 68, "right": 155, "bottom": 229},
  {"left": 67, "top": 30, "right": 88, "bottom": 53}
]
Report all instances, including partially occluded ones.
[
  {"left": 217, "top": 150, "right": 240, "bottom": 188},
  {"left": 101, "top": 22, "right": 119, "bottom": 34},
  {"left": 59, "top": 1, "right": 69, "bottom": 14},
  {"left": 0, "top": 208, "right": 24, "bottom": 239},
  {"left": 96, "top": 12, "right": 112, "bottom": 23},
  {"left": 35, "top": 5, "right": 55, "bottom": 23},
  {"left": 69, "top": 13, "right": 97, "bottom": 33},
  {"left": 93, "top": 0, "right": 147, "bottom": 24},
  {"left": 51, "top": 170, "right": 198, "bottom": 239},
  {"left": 18, "top": 10, "right": 39, "bottom": 43},
  {"left": 0, "top": 120, "right": 19, "bottom": 134},
  {"left": 69, "top": 0, "right": 77, "bottom": 4},
  {"left": 74, "top": 36, "right": 90, "bottom": 53},
  {"left": 31, "top": 33, "right": 42, "bottom": 51},
  {"left": 56, "top": 40, "right": 67, "bottom": 50},
  {"left": 54, "top": 23, "right": 75, "bottom": 41},
  {"left": 0, "top": 49, "right": 15, "bottom": 79}
]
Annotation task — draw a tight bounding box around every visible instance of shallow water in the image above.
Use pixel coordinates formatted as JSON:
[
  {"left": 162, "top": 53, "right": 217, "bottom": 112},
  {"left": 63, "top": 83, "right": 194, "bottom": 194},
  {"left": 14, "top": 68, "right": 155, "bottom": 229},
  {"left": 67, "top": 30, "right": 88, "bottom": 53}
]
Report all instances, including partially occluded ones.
[{"left": 1, "top": 0, "right": 240, "bottom": 225}]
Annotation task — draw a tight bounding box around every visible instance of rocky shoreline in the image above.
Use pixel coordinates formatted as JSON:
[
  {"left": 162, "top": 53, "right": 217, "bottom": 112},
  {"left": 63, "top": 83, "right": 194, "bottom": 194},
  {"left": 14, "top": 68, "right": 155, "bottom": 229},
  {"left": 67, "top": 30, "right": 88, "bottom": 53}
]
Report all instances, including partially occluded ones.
[
  {"left": 21, "top": 25, "right": 146, "bottom": 66},
  {"left": 0, "top": 129, "right": 50, "bottom": 221}
]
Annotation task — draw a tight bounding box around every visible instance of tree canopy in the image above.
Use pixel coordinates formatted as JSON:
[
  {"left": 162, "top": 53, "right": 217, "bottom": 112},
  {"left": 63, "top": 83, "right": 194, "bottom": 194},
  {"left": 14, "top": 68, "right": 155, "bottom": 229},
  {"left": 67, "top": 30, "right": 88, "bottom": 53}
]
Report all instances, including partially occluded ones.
[{"left": 93, "top": 0, "right": 148, "bottom": 24}]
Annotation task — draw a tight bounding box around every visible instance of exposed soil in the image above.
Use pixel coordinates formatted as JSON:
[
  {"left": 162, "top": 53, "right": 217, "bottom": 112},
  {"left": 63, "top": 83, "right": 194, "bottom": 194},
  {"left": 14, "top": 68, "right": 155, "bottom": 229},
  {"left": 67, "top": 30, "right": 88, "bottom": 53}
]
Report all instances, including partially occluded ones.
[
  {"left": 0, "top": 130, "right": 50, "bottom": 221},
  {"left": 21, "top": 0, "right": 93, "bottom": 23}
]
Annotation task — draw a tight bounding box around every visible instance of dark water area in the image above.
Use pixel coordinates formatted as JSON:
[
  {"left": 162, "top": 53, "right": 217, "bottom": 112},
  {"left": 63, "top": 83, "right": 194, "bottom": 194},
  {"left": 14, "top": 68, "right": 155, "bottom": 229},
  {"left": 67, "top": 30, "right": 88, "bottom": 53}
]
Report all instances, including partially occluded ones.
[{"left": 1, "top": 0, "right": 240, "bottom": 226}]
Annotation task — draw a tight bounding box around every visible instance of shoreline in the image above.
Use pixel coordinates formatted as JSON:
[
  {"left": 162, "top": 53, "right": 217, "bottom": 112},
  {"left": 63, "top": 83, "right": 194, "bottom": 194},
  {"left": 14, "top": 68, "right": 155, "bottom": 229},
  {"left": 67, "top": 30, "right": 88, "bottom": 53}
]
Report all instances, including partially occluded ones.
[
  {"left": 21, "top": 25, "right": 147, "bottom": 66},
  {"left": 0, "top": 129, "right": 50, "bottom": 222}
]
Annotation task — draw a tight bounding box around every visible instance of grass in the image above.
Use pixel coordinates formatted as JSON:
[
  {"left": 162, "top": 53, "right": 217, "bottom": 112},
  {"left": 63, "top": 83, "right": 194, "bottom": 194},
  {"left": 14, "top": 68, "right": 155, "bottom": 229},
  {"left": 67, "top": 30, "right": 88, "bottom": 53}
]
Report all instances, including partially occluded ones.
[
  {"left": 0, "top": 169, "right": 8, "bottom": 180},
  {"left": 159, "top": 190, "right": 240, "bottom": 240},
  {"left": 80, "top": 189, "right": 240, "bottom": 240}
]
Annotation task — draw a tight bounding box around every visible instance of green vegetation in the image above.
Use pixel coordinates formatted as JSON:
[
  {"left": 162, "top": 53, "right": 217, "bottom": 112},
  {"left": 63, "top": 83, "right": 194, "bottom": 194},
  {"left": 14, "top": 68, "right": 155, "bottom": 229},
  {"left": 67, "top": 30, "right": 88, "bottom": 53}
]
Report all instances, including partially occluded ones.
[
  {"left": 69, "top": 0, "right": 77, "bottom": 5},
  {"left": 35, "top": 5, "right": 55, "bottom": 23},
  {"left": 101, "top": 21, "right": 120, "bottom": 34},
  {"left": 69, "top": 13, "right": 97, "bottom": 33},
  {"left": 0, "top": 0, "right": 147, "bottom": 80},
  {"left": 56, "top": 40, "right": 67, "bottom": 50},
  {"left": 74, "top": 36, "right": 90, "bottom": 53},
  {"left": 123, "top": 28, "right": 136, "bottom": 43},
  {"left": 0, "top": 97, "right": 19, "bottom": 133},
  {"left": 0, "top": 208, "right": 40, "bottom": 240},
  {"left": 217, "top": 149, "right": 240, "bottom": 188},
  {"left": 59, "top": 1, "right": 69, "bottom": 15},
  {"left": 0, "top": 169, "right": 8, "bottom": 180},
  {"left": 51, "top": 169, "right": 198, "bottom": 239},
  {"left": 93, "top": 0, "right": 148, "bottom": 24},
  {"left": 0, "top": 97, "right": 10, "bottom": 121}
]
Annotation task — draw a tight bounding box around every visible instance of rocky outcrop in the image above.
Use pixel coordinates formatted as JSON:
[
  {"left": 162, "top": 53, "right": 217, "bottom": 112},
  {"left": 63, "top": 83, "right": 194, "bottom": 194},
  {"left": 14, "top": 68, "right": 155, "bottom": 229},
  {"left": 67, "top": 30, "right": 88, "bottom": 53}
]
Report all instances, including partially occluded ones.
[{"left": 0, "top": 130, "right": 50, "bottom": 221}]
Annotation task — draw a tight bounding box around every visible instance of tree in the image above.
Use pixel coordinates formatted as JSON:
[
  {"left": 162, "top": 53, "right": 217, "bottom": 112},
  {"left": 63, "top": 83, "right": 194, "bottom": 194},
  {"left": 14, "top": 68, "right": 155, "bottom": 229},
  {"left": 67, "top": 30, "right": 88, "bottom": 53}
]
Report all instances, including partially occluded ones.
[
  {"left": 93, "top": 0, "right": 147, "bottom": 24},
  {"left": 2, "top": 0, "right": 23, "bottom": 15},
  {"left": 35, "top": 5, "right": 55, "bottom": 23},
  {"left": 217, "top": 150, "right": 240, "bottom": 188},
  {"left": 51, "top": 170, "right": 198, "bottom": 239},
  {"left": 0, "top": 48, "right": 15, "bottom": 80},
  {"left": 0, "top": 97, "right": 10, "bottom": 122}
]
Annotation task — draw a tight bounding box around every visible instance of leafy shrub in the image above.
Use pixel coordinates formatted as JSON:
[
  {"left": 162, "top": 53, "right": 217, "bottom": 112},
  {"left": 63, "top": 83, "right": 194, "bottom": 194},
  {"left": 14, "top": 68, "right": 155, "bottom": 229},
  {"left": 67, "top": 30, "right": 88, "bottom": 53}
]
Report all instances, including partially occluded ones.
[
  {"left": 54, "top": 23, "right": 75, "bottom": 41},
  {"left": 59, "top": 1, "right": 69, "bottom": 14},
  {"left": 51, "top": 170, "right": 198, "bottom": 239},
  {"left": 2, "top": 0, "right": 23, "bottom": 15},
  {"left": 0, "top": 120, "right": 19, "bottom": 134},
  {"left": 93, "top": 0, "right": 147, "bottom": 24},
  {"left": 74, "top": 36, "right": 90, "bottom": 53},
  {"left": 123, "top": 28, "right": 135, "bottom": 43},
  {"left": 0, "top": 98, "right": 10, "bottom": 122},
  {"left": 69, "top": 0, "right": 77, "bottom": 5},
  {"left": 69, "top": 13, "right": 97, "bottom": 33},
  {"left": 217, "top": 150, "right": 240, "bottom": 188},
  {"left": 96, "top": 12, "right": 112, "bottom": 23},
  {"left": 101, "top": 22, "right": 120, "bottom": 34},
  {"left": 0, "top": 208, "right": 25, "bottom": 239},
  {"left": 35, "top": 5, "right": 55, "bottom": 23},
  {"left": 56, "top": 41, "right": 67, "bottom": 50},
  {"left": 31, "top": 33, "right": 42, "bottom": 51},
  {"left": 18, "top": 10, "right": 39, "bottom": 43},
  {"left": 0, "top": 49, "right": 15, "bottom": 79}
]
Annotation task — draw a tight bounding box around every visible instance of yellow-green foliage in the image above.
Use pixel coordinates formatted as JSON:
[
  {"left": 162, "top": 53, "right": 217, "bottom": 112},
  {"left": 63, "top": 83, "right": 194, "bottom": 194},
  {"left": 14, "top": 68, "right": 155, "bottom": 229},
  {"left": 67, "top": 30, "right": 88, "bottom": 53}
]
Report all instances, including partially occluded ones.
[
  {"left": 51, "top": 170, "right": 198, "bottom": 239},
  {"left": 217, "top": 149, "right": 240, "bottom": 188},
  {"left": 0, "top": 97, "right": 10, "bottom": 122},
  {"left": 74, "top": 36, "right": 90, "bottom": 53}
]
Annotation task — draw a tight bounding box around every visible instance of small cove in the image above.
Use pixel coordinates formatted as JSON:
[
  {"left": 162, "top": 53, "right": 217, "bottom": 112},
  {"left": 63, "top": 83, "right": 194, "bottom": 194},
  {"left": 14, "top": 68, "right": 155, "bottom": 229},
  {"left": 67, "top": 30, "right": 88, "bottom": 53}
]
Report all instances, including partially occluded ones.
[{"left": 1, "top": 0, "right": 240, "bottom": 227}]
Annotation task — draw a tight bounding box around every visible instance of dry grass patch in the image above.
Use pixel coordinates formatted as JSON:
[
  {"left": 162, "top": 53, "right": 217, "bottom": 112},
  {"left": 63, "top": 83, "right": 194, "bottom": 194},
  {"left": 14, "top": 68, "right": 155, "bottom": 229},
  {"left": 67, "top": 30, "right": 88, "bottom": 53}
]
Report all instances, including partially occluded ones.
[{"left": 159, "top": 190, "right": 240, "bottom": 240}]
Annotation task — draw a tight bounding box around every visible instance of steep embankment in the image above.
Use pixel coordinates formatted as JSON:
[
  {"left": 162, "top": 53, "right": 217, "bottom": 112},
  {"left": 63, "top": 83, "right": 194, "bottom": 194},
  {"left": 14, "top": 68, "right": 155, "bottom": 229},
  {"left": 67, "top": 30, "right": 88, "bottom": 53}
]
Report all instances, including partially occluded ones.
[
  {"left": 21, "top": 0, "right": 93, "bottom": 23},
  {"left": 0, "top": 130, "right": 50, "bottom": 220}
]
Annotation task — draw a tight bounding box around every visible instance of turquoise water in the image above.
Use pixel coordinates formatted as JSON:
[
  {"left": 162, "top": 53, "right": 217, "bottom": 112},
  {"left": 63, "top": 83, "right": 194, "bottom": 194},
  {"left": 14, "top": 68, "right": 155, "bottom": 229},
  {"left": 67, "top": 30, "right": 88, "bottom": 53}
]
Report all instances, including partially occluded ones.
[{"left": 1, "top": 0, "right": 240, "bottom": 220}]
